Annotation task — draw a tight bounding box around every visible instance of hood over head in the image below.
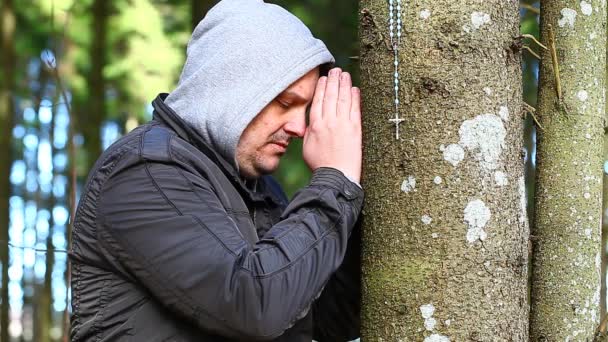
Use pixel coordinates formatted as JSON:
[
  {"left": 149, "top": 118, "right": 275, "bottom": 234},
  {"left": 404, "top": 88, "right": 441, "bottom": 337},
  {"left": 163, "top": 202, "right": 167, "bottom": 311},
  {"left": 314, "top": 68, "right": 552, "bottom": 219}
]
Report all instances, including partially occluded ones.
[{"left": 165, "top": 0, "right": 335, "bottom": 167}]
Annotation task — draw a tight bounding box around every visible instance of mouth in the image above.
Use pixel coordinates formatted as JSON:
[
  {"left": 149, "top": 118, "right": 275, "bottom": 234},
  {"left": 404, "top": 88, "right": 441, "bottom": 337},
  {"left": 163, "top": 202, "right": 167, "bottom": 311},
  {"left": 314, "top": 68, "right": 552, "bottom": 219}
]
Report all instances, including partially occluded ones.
[{"left": 269, "top": 141, "right": 288, "bottom": 152}]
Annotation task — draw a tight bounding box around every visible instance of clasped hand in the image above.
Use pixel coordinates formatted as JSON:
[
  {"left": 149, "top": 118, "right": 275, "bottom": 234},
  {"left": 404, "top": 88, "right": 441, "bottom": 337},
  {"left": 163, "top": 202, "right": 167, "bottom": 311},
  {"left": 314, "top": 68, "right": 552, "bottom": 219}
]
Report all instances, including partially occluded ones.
[{"left": 303, "top": 68, "right": 362, "bottom": 183}]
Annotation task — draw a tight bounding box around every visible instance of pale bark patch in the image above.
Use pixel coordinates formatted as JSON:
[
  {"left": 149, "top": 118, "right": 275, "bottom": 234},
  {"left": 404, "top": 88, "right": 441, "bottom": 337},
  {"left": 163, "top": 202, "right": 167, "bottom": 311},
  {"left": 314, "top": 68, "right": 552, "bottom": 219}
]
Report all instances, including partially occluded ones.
[
  {"left": 498, "top": 106, "right": 509, "bottom": 121},
  {"left": 401, "top": 176, "right": 417, "bottom": 193},
  {"left": 424, "top": 334, "right": 450, "bottom": 342},
  {"left": 420, "top": 9, "right": 431, "bottom": 20},
  {"left": 558, "top": 8, "right": 577, "bottom": 28},
  {"left": 420, "top": 303, "right": 437, "bottom": 331},
  {"left": 470, "top": 12, "right": 491, "bottom": 29},
  {"left": 420, "top": 303, "right": 435, "bottom": 319},
  {"left": 577, "top": 90, "right": 589, "bottom": 102},
  {"left": 580, "top": 1, "right": 593, "bottom": 16},
  {"left": 518, "top": 176, "right": 527, "bottom": 224},
  {"left": 464, "top": 199, "right": 491, "bottom": 243},
  {"left": 494, "top": 171, "right": 508, "bottom": 186},
  {"left": 443, "top": 144, "right": 465, "bottom": 166},
  {"left": 458, "top": 114, "right": 506, "bottom": 170},
  {"left": 425, "top": 317, "right": 437, "bottom": 331}
]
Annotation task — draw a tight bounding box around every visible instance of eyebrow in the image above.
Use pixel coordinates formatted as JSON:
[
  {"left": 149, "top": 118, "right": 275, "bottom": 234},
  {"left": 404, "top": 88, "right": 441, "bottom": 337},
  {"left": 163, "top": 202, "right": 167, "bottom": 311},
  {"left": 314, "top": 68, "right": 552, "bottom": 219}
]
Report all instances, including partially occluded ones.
[{"left": 281, "top": 90, "right": 310, "bottom": 104}]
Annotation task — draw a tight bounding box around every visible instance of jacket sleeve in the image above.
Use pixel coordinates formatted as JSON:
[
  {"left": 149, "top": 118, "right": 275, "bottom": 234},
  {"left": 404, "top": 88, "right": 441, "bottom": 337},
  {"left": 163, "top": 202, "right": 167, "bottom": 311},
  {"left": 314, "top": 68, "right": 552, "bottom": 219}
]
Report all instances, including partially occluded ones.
[
  {"left": 97, "top": 151, "right": 363, "bottom": 340},
  {"left": 312, "top": 218, "right": 361, "bottom": 342}
]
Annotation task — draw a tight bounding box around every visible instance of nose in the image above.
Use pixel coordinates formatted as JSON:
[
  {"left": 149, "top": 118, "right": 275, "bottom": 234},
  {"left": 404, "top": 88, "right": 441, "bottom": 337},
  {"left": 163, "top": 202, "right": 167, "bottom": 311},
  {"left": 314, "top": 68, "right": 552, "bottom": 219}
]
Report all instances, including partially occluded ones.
[{"left": 283, "top": 112, "right": 306, "bottom": 138}]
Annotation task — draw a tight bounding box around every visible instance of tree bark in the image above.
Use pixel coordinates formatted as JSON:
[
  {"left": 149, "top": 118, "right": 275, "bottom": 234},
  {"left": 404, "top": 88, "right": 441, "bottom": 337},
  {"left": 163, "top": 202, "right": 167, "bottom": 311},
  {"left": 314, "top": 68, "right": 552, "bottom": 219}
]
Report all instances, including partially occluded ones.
[
  {"left": 530, "top": 1, "right": 606, "bottom": 340},
  {"left": 32, "top": 60, "right": 50, "bottom": 342},
  {"left": 0, "top": 0, "right": 16, "bottom": 340},
  {"left": 602, "top": 134, "right": 608, "bottom": 323},
  {"left": 36, "top": 92, "right": 58, "bottom": 342},
  {"left": 359, "top": 0, "right": 529, "bottom": 340},
  {"left": 82, "top": 0, "right": 108, "bottom": 175},
  {"left": 602, "top": 5, "right": 608, "bottom": 325}
]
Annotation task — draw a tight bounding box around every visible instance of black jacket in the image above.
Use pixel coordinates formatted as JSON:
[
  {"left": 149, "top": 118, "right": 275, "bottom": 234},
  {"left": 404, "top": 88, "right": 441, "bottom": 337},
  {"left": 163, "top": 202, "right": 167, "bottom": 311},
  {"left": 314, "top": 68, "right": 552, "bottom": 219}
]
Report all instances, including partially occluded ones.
[{"left": 69, "top": 94, "right": 364, "bottom": 341}]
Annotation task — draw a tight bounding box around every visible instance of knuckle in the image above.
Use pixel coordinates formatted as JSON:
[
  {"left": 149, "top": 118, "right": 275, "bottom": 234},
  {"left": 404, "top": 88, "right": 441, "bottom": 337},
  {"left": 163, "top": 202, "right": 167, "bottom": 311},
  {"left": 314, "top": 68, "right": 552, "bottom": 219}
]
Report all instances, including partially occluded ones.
[{"left": 326, "top": 121, "right": 338, "bottom": 129}]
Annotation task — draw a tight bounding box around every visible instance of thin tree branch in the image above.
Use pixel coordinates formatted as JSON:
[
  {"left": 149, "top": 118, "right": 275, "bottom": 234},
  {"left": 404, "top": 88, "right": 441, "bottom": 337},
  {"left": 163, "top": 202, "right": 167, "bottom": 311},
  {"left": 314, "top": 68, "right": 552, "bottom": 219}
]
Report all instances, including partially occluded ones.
[
  {"left": 520, "top": 34, "right": 548, "bottom": 50},
  {"left": 523, "top": 46, "right": 542, "bottom": 60},
  {"left": 520, "top": 3, "right": 540, "bottom": 15},
  {"left": 523, "top": 102, "right": 545, "bottom": 131}
]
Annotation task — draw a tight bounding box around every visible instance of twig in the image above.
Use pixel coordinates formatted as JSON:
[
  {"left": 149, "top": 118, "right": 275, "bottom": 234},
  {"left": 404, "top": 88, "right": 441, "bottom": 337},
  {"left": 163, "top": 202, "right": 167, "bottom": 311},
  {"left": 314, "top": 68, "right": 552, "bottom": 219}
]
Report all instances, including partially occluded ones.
[
  {"left": 520, "top": 34, "right": 548, "bottom": 50},
  {"left": 520, "top": 3, "right": 540, "bottom": 15},
  {"left": 548, "top": 24, "right": 562, "bottom": 101},
  {"left": 0, "top": 240, "right": 69, "bottom": 254},
  {"left": 522, "top": 46, "right": 541, "bottom": 60},
  {"left": 597, "top": 313, "right": 608, "bottom": 335},
  {"left": 523, "top": 102, "right": 544, "bottom": 131}
]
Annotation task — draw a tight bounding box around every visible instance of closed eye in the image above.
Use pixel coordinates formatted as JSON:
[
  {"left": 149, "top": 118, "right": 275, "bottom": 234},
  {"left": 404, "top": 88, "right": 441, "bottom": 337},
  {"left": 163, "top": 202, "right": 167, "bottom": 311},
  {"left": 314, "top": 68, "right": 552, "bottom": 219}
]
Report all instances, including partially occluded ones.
[{"left": 276, "top": 99, "right": 291, "bottom": 108}]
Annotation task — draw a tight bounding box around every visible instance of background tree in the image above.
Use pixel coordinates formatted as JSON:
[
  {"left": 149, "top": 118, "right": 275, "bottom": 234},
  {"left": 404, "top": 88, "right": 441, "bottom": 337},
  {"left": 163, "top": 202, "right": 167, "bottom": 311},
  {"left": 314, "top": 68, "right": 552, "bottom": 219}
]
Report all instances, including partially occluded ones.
[
  {"left": 1, "top": 0, "right": 16, "bottom": 340},
  {"left": 530, "top": 0, "right": 606, "bottom": 340},
  {"left": 359, "top": 0, "right": 529, "bottom": 340},
  {"left": 191, "top": 0, "right": 217, "bottom": 30},
  {"left": 80, "top": 0, "right": 108, "bottom": 175}
]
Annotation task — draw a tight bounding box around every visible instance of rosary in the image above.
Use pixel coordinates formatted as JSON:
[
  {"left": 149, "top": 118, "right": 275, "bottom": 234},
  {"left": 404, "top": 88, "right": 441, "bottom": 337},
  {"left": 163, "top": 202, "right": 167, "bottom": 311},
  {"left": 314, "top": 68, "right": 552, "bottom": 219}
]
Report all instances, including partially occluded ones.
[{"left": 388, "top": 0, "right": 404, "bottom": 140}]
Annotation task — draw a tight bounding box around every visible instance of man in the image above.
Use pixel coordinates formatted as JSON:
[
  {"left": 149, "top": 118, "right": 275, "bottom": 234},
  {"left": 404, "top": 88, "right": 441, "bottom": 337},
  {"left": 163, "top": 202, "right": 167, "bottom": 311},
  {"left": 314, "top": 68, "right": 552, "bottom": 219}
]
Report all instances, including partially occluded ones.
[{"left": 69, "top": 0, "right": 363, "bottom": 341}]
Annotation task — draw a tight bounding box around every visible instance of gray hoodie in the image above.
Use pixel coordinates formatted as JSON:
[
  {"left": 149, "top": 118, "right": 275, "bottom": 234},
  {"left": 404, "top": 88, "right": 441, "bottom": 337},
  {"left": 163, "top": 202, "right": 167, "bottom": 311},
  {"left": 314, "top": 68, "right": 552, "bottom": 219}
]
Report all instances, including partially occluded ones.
[{"left": 165, "top": 0, "right": 335, "bottom": 167}]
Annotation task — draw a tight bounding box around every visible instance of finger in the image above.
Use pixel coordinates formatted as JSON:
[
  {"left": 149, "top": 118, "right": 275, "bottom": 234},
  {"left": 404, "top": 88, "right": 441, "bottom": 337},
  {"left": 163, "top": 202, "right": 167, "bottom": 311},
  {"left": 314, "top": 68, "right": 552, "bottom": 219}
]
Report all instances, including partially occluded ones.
[
  {"left": 303, "top": 125, "right": 310, "bottom": 145},
  {"left": 309, "top": 76, "right": 327, "bottom": 124},
  {"left": 350, "top": 87, "right": 361, "bottom": 122},
  {"left": 323, "top": 68, "right": 341, "bottom": 120},
  {"left": 336, "top": 72, "right": 352, "bottom": 120}
]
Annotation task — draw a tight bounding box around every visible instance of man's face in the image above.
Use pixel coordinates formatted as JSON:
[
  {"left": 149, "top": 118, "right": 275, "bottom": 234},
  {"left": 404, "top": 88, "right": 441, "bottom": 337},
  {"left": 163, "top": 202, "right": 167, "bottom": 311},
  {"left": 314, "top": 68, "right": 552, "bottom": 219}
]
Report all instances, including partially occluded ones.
[{"left": 236, "top": 67, "right": 320, "bottom": 179}]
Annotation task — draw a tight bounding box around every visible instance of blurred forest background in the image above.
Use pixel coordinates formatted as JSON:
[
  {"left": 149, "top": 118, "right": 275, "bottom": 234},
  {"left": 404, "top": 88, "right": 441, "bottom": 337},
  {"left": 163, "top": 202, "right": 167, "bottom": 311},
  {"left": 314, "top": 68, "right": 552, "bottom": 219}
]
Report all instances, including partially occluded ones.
[{"left": 0, "top": 0, "right": 556, "bottom": 340}]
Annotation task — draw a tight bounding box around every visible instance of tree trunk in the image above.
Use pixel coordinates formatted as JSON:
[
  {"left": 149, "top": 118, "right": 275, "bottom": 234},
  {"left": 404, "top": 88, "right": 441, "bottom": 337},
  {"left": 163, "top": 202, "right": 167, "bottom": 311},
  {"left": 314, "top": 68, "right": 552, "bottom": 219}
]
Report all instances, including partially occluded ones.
[
  {"left": 359, "top": 0, "right": 529, "bottom": 340},
  {"left": 36, "top": 92, "right": 58, "bottom": 342},
  {"left": 82, "top": 0, "right": 108, "bottom": 175},
  {"left": 602, "top": 6, "right": 608, "bottom": 325},
  {"left": 32, "top": 60, "right": 50, "bottom": 342},
  {"left": 191, "top": 0, "right": 217, "bottom": 31},
  {"left": 602, "top": 134, "right": 608, "bottom": 323},
  {"left": 0, "top": 0, "right": 16, "bottom": 340},
  {"left": 529, "top": 1, "right": 606, "bottom": 340}
]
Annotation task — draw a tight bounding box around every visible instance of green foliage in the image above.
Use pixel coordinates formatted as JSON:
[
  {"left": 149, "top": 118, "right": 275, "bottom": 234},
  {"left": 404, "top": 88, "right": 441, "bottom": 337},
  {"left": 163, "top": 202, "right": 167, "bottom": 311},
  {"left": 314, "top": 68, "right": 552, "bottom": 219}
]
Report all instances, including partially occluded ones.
[{"left": 106, "top": 0, "right": 183, "bottom": 120}]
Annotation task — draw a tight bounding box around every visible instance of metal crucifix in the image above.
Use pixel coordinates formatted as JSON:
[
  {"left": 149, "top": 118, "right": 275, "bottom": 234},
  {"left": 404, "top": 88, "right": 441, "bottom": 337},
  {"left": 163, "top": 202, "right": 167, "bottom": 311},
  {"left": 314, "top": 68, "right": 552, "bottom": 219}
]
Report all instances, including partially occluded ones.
[{"left": 389, "top": 114, "right": 405, "bottom": 140}]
